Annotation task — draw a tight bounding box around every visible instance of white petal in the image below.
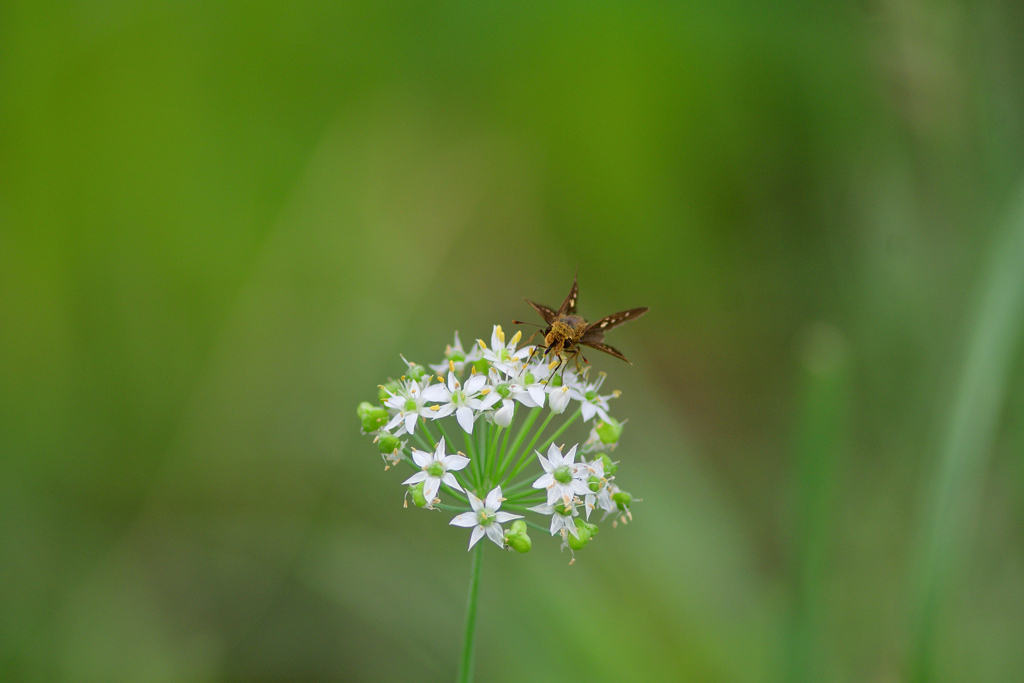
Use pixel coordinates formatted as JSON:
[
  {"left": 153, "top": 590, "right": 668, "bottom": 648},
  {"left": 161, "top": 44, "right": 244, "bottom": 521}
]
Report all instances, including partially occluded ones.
[
  {"left": 448, "top": 371, "right": 458, "bottom": 392},
  {"left": 434, "top": 437, "right": 447, "bottom": 457},
  {"left": 450, "top": 512, "right": 478, "bottom": 527},
  {"left": 441, "top": 473, "right": 464, "bottom": 492},
  {"left": 421, "top": 384, "right": 450, "bottom": 402},
  {"left": 469, "top": 525, "right": 485, "bottom": 549},
  {"left": 580, "top": 402, "right": 597, "bottom": 422},
  {"left": 527, "top": 385, "right": 546, "bottom": 407},
  {"left": 494, "top": 511, "right": 522, "bottom": 523},
  {"left": 432, "top": 404, "right": 456, "bottom": 419},
  {"left": 423, "top": 477, "right": 440, "bottom": 504},
  {"left": 464, "top": 374, "right": 487, "bottom": 394},
  {"left": 512, "top": 391, "right": 538, "bottom": 408},
  {"left": 485, "top": 524, "right": 505, "bottom": 547},
  {"left": 537, "top": 454, "right": 554, "bottom": 473},
  {"left": 479, "top": 392, "right": 501, "bottom": 409},
  {"left": 468, "top": 491, "right": 484, "bottom": 513},
  {"left": 532, "top": 473, "right": 554, "bottom": 489},
  {"left": 402, "top": 471, "right": 429, "bottom": 486},
  {"left": 443, "top": 454, "right": 471, "bottom": 471},
  {"left": 564, "top": 444, "right": 578, "bottom": 464},
  {"left": 485, "top": 486, "right": 503, "bottom": 511},
  {"left": 404, "top": 412, "right": 418, "bottom": 433},
  {"left": 566, "top": 518, "right": 580, "bottom": 538},
  {"left": 528, "top": 504, "right": 554, "bottom": 515},
  {"left": 411, "top": 449, "right": 432, "bottom": 468},
  {"left": 546, "top": 443, "right": 563, "bottom": 462},
  {"left": 490, "top": 326, "right": 501, "bottom": 350},
  {"left": 456, "top": 406, "right": 475, "bottom": 434}
]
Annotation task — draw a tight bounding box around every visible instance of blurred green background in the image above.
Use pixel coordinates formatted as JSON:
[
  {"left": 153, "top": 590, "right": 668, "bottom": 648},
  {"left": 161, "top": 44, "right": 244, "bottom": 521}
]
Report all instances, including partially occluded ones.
[{"left": 3, "top": 1, "right": 1024, "bottom": 681}]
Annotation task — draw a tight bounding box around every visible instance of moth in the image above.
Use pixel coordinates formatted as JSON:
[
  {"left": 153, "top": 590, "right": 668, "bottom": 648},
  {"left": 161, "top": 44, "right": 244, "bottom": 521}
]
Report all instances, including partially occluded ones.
[{"left": 514, "top": 271, "right": 648, "bottom": 370}]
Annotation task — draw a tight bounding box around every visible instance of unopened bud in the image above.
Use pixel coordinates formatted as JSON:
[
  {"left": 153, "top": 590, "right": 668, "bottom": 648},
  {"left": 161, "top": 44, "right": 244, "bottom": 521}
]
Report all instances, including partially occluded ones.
[
  {"left": 407, "top": 364, "right": 428, "bottom": 381},
  {"left": 548, "top": 386, "right": 571, "bottom": 414},
  {"left": 601, "top": 453, "right": 618, "bottom": 476},
  {"left": 613, "top": 491, "right": 632, "bottom": 511},
  {"left": 472, "top": 358, "right": 490, "bottom": 374},
  {"left": 358, "top": 402, "right": 389, "bottom": 432},
  {"left": 409, "top": 482, "right": 427, "bottom": 508},
  {"left": 567, "top": 518, "right": 592, "bottom": 550},
  {"left": 596, "top": 418, "right": 623, "bottom": 445},
  {"left": 505, "top": 520, "right": 532, "bottom": 553},
  {"left": 494, "top": 400, "right": 514, "bottom": 428},
  {"left": 378, "top": 381, "right": 399, "bottom": 402},
  {"left": 378, "top": 435, "right": 401, "bottom": 454}
]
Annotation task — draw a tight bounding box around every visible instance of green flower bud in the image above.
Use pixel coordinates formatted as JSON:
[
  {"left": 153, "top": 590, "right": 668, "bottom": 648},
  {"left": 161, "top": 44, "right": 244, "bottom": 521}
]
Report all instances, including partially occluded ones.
[
  {"left": 426, "top": 462, "right": 445, "bottom": 478},
  {"left": 409, "top": 482, "right": 427, "bottom": 508},
  {"left": 472, "top": 358, "right": 491, "bottom": 374},
  {"left": 613, "top": 491, "right": 632, "bottom": 511},
  {"left": 358, "top": 402, "right": 389, "bottom": 432},
  {"left": 448, "top": 350, "right": 466, "bottom": 362},
  {"left": 588, "top": 476, "right": 601, "bottom": 492},
  {"left": 553, "top": 465, "right": 573, "bottom": 484},
  {"left": 524, "top": 372, "right": 535, "bottom": 385},
  {"left": 505, "top": 520, "right": 532, "bottom": 553},
  {"left": 585, "top": 390, "right": 598, "bottom": 401},
  {"left": 596, "top": 418, "right": 623, "bottom": 445},
  {"left": 548, "top": 373, "right": 563, "bottom": 387},
  {"left": 408, "top": 364, "right": 428, "bottom": 381},
  {"left": 601, "top": 453, "right": 618, "bottom": 476},
  {"left": 496, "top": 383, "right": 512, "bottom": 398},
  {"left": 581, "top": 521, "right": 598, "bottom": 538},
  {"left": 378, "top": 435, "right": 401, "bottom": 454},
  {"left": 378, "top": 381, "right": 399, "bottom": 402},
  {"left": 567, "top": 518, "right": 592, "bottom": 550}
]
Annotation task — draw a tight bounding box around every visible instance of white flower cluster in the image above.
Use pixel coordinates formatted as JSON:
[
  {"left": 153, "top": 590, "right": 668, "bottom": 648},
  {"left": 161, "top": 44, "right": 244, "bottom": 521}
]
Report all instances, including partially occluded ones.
[{"left": 358, "top": 325, "right": 638, "bottom": 558}]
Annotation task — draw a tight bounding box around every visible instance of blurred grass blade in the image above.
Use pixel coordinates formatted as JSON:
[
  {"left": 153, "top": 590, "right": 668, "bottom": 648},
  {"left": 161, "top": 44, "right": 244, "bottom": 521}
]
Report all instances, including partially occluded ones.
[
  {"left": 908, "top": 188, "right": 1024, "bottom": 682},
  {"left": 785, "top": 324, "right": 850, "bottom": 683}
]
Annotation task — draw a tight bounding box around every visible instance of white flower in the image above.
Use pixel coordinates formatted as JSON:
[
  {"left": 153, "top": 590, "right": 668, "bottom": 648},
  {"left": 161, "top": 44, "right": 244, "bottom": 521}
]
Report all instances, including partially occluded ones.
[
  {"left": 566, "top": 371, "right": 617, "bottom": 422},
  {"left": 382, "top": 379, "right": 436, "bottom": 434},
  {"left": 422, "top": 369, "right": 500, "bottom": 433},
  {"left": 490, "top": 362, "right": 548, "bottom": 408},
  {"left": 429, "top": 331, "right": 481, "bottom": 376},
  {"left": 531, "top": 443, "right": 590, "bottom": 507},
  {"left": 401, "top": 437, "right": 469, "bottom": 506},
  {"left": 492, "top": 399, "right": 515, "bottom": 428},
  {"left": 528, "top": 499, "right": 581, "bottom": 538},
  {"left": 547, "top": 385, "right": 571, "bottom": 414},
  {"left": 577, "top": 457, "right": 615, "bottom": 519},
  {"left": 449, "top": 486, "right": 522, "bottom": 549},
  {"left": 479, "top": 325, "right": 532, "bottom": 376}
]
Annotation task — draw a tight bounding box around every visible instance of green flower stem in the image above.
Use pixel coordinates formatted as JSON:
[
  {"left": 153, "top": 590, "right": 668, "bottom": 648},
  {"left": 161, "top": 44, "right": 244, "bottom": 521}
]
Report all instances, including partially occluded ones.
[
  {"left": 419, "top": 418, "right": 438, "bottom": 449},
  {"left": 441, "top": 483, "right": 470, "bottom": 505},
  {"left": 463, "top": 430, "right": 482, "bottom": 489},
  {"left": 504, "top": 411, "right": 556, "bottom": 483},
  {"left": 434, "top": 419, "right": 456, "bottom": 454},
  {"left": 433, "top": 502, "right": 470, "bottom": 512},
  {"left": 534, "top": 407, "right": 582, "bottom": 459},
  {"left": 522, "top": 519, "right": 550, "bottom": 535},
  {"left": 409, "top": 430, "right": 433, "bottom": 453},
  {"left": 486, "top": 425, "right": 503, "bottom": 487},
  {"left": 496, "top": 407, "right": 541, "bottom": 480},
  {"left": 458, "top": 542, "right": 484, "bottom": 683},
  {"left": 508, "top": 407, "right": 583, "bottom": 481},
  {"left": 498, "top": 426, "right": 512, "bottom": 479}
]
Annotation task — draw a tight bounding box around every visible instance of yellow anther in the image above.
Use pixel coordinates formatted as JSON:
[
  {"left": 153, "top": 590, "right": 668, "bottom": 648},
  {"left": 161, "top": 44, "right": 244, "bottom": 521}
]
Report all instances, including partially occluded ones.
[
  {"left": 437, "top": 375, "right": 445, "bottom": 383},
  {"left": 496, "top": 325, "right": 505, "bottom": 345},
  {"left": 401, "top": 375, "right": 406, "bottom": 380},
  {"left": 480, "top": 388, "right": 490, "bottom": 395},
  {"left": 449, "top": 360, "right": 455, "bottom": 372},
  {"left": 548, "top": 360, "right": 559, "bottom": 371},
  {"left": 510, "top": 330, "right": 522, "bottom": 345},
  {"left": 612, "top": 390, "right": 622, "bottom": 398},
  {"left": 478, "top": 340, "right": 487, "bottom": 350},
  {"left": 430, "top": 405, "right": 440, "bottom": 411}
]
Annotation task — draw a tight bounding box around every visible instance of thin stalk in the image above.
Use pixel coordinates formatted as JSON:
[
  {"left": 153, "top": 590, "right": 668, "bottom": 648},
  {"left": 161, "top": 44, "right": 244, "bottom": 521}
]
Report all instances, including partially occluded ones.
[
  {"left": 434, "top": 502, "right": 471, "bottom": 513},
  {"left": 458, "top": 543, "right": 483, "bottom": 683},
  {"left": 419, "top": 418, "right": 438, "bottom": 449},
  {"left": 486, "top": 425, "right": 503, "bottom": 487},
  {"left": 463, "top": 430, "right": 480, "bottom": 489},
  {"left": 522, "top": 519, "right": 549, "bottom": 535},
  {"left": 505, "top": 411, "right": 556, "bottom": 483},
  {"left": 497, "top": 407, "right": 541, "bottom": 480},
  {"left": 509, "top": 407, "right": 583, "bottom": 481}
]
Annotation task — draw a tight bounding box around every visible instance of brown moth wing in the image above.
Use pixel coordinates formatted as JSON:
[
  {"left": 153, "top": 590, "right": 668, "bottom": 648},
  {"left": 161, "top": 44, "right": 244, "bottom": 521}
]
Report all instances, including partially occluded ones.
[
  {"left": 584, "top": 307, "right": 649, "bottom": 334},
  {"left": 526, "top": 299, "right": 557, "bottom": 325},
  {"left": 556, "top": 270, "right": 579, "bottom": 316},
  {"left": 580, "top": 340, "right": 631, "bottom": 364}
]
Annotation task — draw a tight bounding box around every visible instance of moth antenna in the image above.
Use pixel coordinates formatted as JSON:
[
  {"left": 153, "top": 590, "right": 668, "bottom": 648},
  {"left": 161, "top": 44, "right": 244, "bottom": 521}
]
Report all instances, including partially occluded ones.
[{"left": 511, "top": 320, "right": 544, "bottom": 327}]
